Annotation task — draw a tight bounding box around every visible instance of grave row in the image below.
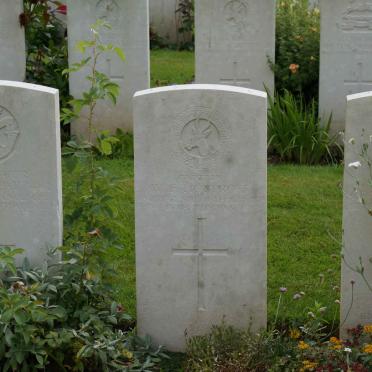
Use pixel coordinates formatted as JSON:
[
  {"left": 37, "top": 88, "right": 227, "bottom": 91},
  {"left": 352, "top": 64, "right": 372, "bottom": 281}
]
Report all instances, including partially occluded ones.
[
  {"left": 0, "top": 79, "right": 371, "bottom": 350},
  {"left": 1, "top": 0, "right": 372, "bottom": 134}
]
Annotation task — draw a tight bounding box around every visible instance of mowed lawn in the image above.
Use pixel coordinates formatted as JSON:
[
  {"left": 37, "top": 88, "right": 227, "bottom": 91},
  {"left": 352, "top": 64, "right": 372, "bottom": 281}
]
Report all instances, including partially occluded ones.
[{"left": 63, "top": 50, "right": 344, "bottom": 323}]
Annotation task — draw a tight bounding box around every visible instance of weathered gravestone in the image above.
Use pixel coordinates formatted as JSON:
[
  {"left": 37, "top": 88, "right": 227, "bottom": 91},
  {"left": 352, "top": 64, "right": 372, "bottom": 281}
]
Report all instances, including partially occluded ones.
[
  {"left": 150, "top": 0, "right": 190, "bottom": 46},
  {"left": 134, "top": 84, "right": 267, "bottom": 351},
  {"left": 0, "top": 81, "right": 62, "bottom": 266},
  {"left": 195, "top": 0, "right": 275, "bottom": 92},
  {"left": 319, "top": 0, "right": 372, "bottom": 133},
  {"left": 0, "top": 0, "right": 26, "bottom": 81},
  {"left": 341, "top": 91, "right": 372, "bottom": 337},
  {"left": 67, "top": 0, "right": 150, "bottom": 136}
]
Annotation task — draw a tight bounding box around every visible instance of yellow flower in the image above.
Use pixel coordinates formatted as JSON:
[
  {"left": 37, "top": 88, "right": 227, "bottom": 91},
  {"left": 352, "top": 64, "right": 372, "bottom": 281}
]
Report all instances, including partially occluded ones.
[
  {"left": 363, "top": 344, "right": 372, "bottom": 354},
  {"left": 330, "top": 337, "right": 341, "bottom": 344},
  {"left": 329, "top": 337, "right": 343, "bottom": 350},
  {"left": 298, "top": 341, "right": 310, "bottom": 350},
  {"left": 122, "top": 349, "right": 134, "bottom": 359},
  {"left": 363, "top": 324, "right": 372, "bottom": 334},
  {"left": 290, "top": 328, "right": 301, "bottom": 339},
  {"left": 302, "top": 360, "right": 318, "bottom": 371}
]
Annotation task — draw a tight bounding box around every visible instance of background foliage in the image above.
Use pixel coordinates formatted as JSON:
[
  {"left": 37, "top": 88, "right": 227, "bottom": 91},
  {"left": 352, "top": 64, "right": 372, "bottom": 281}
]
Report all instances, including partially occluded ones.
[{"left": 270, "top": 0, "right": 320, "bottom": 103}]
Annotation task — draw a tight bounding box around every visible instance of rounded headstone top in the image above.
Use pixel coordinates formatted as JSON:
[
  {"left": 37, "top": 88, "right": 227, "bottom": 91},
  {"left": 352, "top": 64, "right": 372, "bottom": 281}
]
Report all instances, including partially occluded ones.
[{"left": 134, "top": 84, "right": 267, "bottom": 99}]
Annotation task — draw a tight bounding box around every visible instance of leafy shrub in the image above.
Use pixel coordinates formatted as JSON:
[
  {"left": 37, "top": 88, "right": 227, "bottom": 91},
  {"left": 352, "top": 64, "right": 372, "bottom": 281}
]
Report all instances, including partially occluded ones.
[
  {"left": 0, "top": 246, "right": 166, "bottom": 371},
  {"left": 270, "top": 0, "right": 320, "bottom": 103},
  {"left": 268, "top": 90, "right": 342, "bottom": 165},
  {"left": 22, "top": 0, "right": 70, "bottom": 109}
]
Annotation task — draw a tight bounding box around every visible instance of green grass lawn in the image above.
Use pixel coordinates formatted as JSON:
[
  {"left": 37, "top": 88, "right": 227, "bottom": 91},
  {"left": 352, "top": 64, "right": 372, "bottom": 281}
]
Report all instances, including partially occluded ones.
[{"left": 150, "top": 49, "right": 195, "bottom": 87}]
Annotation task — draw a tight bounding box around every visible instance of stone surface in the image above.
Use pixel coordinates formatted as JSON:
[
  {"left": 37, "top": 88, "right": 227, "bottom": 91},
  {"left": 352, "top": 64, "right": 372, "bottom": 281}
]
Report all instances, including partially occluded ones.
[
  {"left": 341, "top": 91, "right": 372, "bottom": 337},
  {"left": 67, "top": 0, "right": 150, "bottom": 135},
  {"left": 0, "top": 1, "right": 26, "bottom": 81},
  {"left": 319, "top": 0, "right": 372, "bottom": 133},
  {"left": 195, "top": 0, "right": 275, "bottom": 92},
  {"left": 150, "top": 0, "right": 192, "bottom": 45},
  {"left": 134, "top": 84, "right": 267, "bottom": 352},
  {"left": 0, "top": 81, "right": 62, "bottom": 266}
]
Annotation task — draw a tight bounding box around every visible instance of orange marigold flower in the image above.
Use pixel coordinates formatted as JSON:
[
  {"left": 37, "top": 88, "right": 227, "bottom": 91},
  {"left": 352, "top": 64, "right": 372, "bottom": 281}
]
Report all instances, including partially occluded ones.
[
  {"left": 289, "top": 64, "right": 300, "bottom": 74},
  {"left": 363, "top": 344, "right": 372, "bottom": 354},
  {"left": 298, "top": 341, "right": 310, "bottom": 350},
  {"left": 363, "top": 324, "right": 372, "bottom": 334},
  {"left": 330, "top": 337, "right": 341, "bottom": 344}
]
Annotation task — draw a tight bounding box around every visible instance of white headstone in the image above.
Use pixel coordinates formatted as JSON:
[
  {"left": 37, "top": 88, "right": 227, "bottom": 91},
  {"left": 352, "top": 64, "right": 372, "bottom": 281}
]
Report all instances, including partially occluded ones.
[
  {"left": 0, "top": 1, "right": 26, "bottom": 81},
  {"left": 195, "top": 0, "right": 275, "bottom": 92},
  {"left": 341, "top": 91, "right": 372, "bottom": 337},
  {"left": 150, "top": 0, "right": 180, "bottom": 45},
  {"left": 0, "top": 81, "right": 62, "bottom": 266},
  {"left": 134, "top": 84, "right": 267, "bottom": 352},
  {"left": 67, "top": 0, "right": 150, "bottom": 135},
  {"left": 319, "top": 0, "right": 372, "bottom": 133}
]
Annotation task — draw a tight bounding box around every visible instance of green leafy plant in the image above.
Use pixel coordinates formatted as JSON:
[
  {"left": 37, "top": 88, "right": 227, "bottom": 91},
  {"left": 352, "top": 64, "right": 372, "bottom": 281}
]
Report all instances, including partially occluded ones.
[
  {"left": 268, "top": 90, "right": 342, "bottom": 165},
  {"left": 0, "top": 246, "right": 167, "bottom": 371},
  {"left": 269, "top": 0, "right": 320, "bottom": 103},
  {"left": 22, "top": 1, "right": 70, "bottom": 112},
  {"left": 96, "top": 129, "right": 134, "bottom": 159},
  {"left": 61, "top": 20, "right": 126, "bottom": 255}
]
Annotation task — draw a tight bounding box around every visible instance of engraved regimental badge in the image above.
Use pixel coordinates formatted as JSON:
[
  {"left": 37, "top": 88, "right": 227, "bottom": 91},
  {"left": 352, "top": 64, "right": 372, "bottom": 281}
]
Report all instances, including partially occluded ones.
[
  {"left": 175, "top": 107, "right": 231, "bottom": 171},
  {"left": 0, "top": 106, "right": 19, "bottom": 161}
]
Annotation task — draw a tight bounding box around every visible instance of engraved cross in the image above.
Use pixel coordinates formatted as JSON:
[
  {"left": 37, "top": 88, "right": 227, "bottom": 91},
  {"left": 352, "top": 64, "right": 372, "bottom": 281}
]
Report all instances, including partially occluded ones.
[
  {"left": 220, "top": 61, "right": 251, "bottom": 87},
  {"left": 105, "top": 58, "right": 124, "bottom": 81},
  {"left": 344, "top": 61, "right": 372, "bottom": 93},
  {"left": 172, "top": 217, "right": 229, "bottom": 311}
]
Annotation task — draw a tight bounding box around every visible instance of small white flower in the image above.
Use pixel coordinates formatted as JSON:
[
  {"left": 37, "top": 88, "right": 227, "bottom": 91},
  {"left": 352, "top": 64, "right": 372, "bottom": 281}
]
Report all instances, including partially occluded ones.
[
  {"left": 348, "top": 161, "right": 362, "bottom": 169},
  {"left": 344, "top": 347, "right": 352, "bottom": 353}
]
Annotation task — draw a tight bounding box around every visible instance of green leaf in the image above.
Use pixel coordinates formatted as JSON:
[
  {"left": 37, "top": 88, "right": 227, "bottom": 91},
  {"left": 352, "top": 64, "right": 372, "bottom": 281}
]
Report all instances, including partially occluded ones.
[
  {"left": 14, "top": 310, "right": 28, "bottom": 325},
  {"left": 100, "top": 140, "right": 113, "bottom": 156},
  {"left": 35, "top": 354, "right": 44, "bottom": 366},
  {"left": 114, "top": 47, "right": 126, "bottom": 61}
]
